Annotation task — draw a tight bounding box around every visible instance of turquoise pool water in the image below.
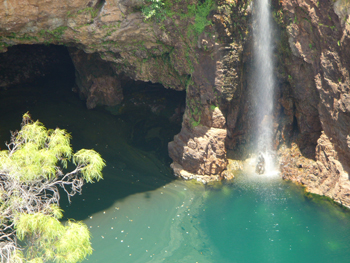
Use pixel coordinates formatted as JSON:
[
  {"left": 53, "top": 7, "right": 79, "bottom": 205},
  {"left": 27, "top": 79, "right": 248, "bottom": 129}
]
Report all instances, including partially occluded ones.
[
  {"left": 1, "top": 69, "right": 350, "bottom": 263},
  {"left": 201, "top": 174, "right": 350, "bottom": 263},
  {"left": 78, "top": 172, "right": 350, "bottom": 263}
]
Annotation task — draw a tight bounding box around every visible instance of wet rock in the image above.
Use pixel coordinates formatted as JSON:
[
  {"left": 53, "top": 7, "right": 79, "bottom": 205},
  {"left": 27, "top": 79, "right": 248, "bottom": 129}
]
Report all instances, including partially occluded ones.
[
  {"left": 280, "top": 134, "right": 350, "bottom": 207},
  {"left": 255, "top": 152, "right": 265, "bottom": 175}
]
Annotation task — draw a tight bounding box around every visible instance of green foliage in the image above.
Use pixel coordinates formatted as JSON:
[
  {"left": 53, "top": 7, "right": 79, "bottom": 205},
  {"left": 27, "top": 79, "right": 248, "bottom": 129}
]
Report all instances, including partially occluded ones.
[
  {"left": 16, "top": 214, "right": 92, "bottom": 263},
  {"left": 73, "top": 149, "right": 104, "bottom": 183},
  {"left": 16, "top": 34, "right": 39, "bottom": 42},
  {"left": 191, "top": 117, "right": 201, "bottom": 127},
  {"left": 141, "top": 0, "right": 214, "bottom": 39},
  {"left": 56, "top": 221, "right": 92, "bottom": 262},
  {"left": 0, "top": 116, "right": 72, "bottom": 181},
  {"left": 272, "top": 9, "right": 284, "bottom": 26},
  {"left": 142, "top": 0, "right": 165, "bottom": 20},
  {"left": 39, "top": 26, "right": 68, "bottom": 41},
  {"left": 187, "top": 0, "right": 215, "bottom": 38},
  {"left": 189, "top": 99, "right": 202, "bottom": 128},
  {"left": 77, "top": 6, "right": 99, "bottom": 19},
  {"left": 0, "top": 113, "right": 105, "bottom": 262},
  {"left": 16, "top": 213, "right": 64, "bottom": 243}
]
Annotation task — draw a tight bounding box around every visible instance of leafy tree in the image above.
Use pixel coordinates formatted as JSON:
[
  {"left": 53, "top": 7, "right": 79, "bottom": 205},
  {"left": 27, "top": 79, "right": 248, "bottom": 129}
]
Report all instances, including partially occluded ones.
[{"left": 0, "top": 113, "right": 105, "bottom": 263}]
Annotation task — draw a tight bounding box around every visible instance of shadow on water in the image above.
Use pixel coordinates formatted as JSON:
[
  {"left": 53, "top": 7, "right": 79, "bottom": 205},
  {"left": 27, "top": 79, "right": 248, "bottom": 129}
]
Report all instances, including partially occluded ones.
[
  {"left": 5, "top": 46, "right": 350, "bottom": 263},
  {"left": 0, "top": 46, "right": 183, "bottom": 221}
]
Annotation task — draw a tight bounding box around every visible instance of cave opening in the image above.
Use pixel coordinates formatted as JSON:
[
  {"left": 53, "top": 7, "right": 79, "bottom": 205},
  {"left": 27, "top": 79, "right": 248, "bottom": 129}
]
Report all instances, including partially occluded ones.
[
  {"left": 0, "top": 44, "right": 77, "bottom": 139},
  {"left": 0, "top": 44, "right": 187, "bottom": 218},
  {"left": 112, "top": 78, "right": 186, "bottom": 161},
  {"left": 0, "top": 44, "right": 186, "bottom": 165}
]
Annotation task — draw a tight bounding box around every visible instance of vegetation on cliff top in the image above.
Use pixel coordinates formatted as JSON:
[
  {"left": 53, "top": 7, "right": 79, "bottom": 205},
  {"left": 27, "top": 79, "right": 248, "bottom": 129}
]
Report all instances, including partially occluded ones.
[{"left": 142, "top": 0, "right": 215, "bottom": 39}]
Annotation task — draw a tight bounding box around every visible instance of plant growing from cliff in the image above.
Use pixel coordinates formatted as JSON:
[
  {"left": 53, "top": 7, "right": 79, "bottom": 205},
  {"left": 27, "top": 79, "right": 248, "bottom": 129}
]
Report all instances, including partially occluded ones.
[
  {"left": 191, "top": 116, "right": 201, "bottom": 127},
  {"left": 0, "top": 113, "right": 105, "bottom": 262},
  {"left": 142, "top": 0, "right": 165, "bottom": 20},
  {"left": 189, "top": 100, "right": 202, "bottom": 128},
  {"left": 272, "top": 9, "right": 284, "bottom": 26},
  {"left": 77, "top": 6, "right": 101, "bottom": 20},
  {"left": 187, "top": 0, "right": 215, "bottom": 38},
  {"left": 39, "top": 27, "right": 68, "bottom": 42},
  {"left": 141, "top": 0, "right": 214, "bottom": 39}
]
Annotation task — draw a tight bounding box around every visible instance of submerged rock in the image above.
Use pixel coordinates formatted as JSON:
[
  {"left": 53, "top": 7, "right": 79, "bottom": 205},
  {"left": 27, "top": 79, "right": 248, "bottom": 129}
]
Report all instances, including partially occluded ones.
[{"left": 255, "top": 152, "right": 265, "bottom": 175}]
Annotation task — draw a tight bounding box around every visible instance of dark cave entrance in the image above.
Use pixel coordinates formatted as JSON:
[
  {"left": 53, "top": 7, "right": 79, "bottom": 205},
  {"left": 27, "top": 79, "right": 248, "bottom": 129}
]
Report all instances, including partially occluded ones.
[
  {"left": 0, "top": 44, "right": 186, "bottom": 164},
  {"left": 0, "top": 44, "right": 76, "bottom": 91},
  {"left": 112, "top": 79, "right": 186, "bottom": 161},
  {"left": 0, "top": 44, "right": 188, "bottom": 220},
  {"left": 0, "top": 44, "right": 77, "bottom": 139}
]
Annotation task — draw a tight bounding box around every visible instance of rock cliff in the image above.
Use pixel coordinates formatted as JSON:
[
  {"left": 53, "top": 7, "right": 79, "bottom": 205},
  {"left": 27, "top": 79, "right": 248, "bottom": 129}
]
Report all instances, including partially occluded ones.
[
  {"left": 0, "top": 0, "right": 240, "bottom": 183},
  {"left": 277, "top": 0, "right": 350, "bottom": 207},
  {"left": 1, "top": 0, "right": 350, "bottom": 205}
]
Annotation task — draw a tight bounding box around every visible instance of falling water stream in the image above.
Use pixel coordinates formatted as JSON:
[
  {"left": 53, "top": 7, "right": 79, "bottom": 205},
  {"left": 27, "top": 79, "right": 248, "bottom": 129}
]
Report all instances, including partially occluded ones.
[{"left": 252, "top": 0, "right": 277, "bottom": 174}]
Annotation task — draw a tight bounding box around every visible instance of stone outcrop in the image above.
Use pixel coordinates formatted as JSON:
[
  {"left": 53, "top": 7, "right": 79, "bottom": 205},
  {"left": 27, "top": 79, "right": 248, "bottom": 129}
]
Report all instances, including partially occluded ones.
[
  {"left": 277, "top": 0, "right": 350, "bottom": 207},
  {"left": 169, "top": 107, "right": 227, "bottom": 183},
  {"left": 0, "top": 0, "right": 240, "bottom": 181},
  {"left": 280, "top": 133, "right": 350, "bottom": 207},
  {"left": 168, "top": 0, "right": 251, "bottom": 181},
  {"left": 69, "top": 48, "right": 123, "bottom": 109}
]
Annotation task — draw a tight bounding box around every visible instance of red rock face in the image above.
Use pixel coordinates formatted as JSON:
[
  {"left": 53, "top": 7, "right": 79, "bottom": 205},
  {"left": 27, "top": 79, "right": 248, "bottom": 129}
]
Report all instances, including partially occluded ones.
[
  {"left": 279, "top": 0, "right": 350, "bottom": 207},
  {"left": 168, "top": 108, "right": 228, "bottom": 183}
]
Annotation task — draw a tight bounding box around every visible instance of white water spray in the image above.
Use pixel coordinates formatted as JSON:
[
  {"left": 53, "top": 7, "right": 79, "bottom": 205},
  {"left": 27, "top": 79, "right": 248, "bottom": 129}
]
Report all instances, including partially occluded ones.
[{"left": 252, "top": 0, "right": 278, "bottom": 176}]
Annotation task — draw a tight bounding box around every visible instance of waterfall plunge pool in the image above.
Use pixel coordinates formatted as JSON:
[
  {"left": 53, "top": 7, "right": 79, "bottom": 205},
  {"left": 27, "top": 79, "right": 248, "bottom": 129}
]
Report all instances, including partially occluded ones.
[
  {"left": 1, "top": 49, "right": 350, "bottom": 263},
  {"left": 81, "top": 172, "right": 350, "bottom": 263}
]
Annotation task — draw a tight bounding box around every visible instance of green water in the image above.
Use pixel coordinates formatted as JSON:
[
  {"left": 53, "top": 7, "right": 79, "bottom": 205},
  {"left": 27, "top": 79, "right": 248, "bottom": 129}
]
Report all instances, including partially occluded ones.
[
  {"left": 201, "top": 175, "right": 350, "bottom": 262},
  {"left": 2, "top": 64, "right": 350, "bottom": 263},
  {"left": 80, "top": 174, "right": 350, "bottom": 263}
]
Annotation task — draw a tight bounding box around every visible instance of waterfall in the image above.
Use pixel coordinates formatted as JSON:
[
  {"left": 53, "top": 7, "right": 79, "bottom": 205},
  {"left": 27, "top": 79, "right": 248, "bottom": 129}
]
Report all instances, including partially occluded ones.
[{"left": 252, "top": 0, "right": 277, "bottom": 175}]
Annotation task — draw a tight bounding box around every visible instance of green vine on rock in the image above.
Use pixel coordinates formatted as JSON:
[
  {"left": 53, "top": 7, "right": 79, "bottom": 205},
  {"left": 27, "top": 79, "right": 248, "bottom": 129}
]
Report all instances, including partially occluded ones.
[{"left": 191, "top": 116, "right": 201, "bottom": 127}]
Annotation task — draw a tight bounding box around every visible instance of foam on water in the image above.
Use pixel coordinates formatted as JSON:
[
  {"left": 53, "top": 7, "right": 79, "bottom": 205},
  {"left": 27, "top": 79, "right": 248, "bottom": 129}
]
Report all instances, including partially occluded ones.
[{"left": 242, "top": 154, "right": 281, "bottom": 185}]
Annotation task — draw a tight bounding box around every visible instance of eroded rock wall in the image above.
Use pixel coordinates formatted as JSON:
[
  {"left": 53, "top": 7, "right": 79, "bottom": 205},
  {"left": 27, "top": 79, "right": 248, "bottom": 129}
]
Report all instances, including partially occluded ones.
[
  {"left": 0, "top": 0, "right": 247, "bottom": 181},
  {"left": 279, "top": 0, "right": 350, "bottom": 207}
]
